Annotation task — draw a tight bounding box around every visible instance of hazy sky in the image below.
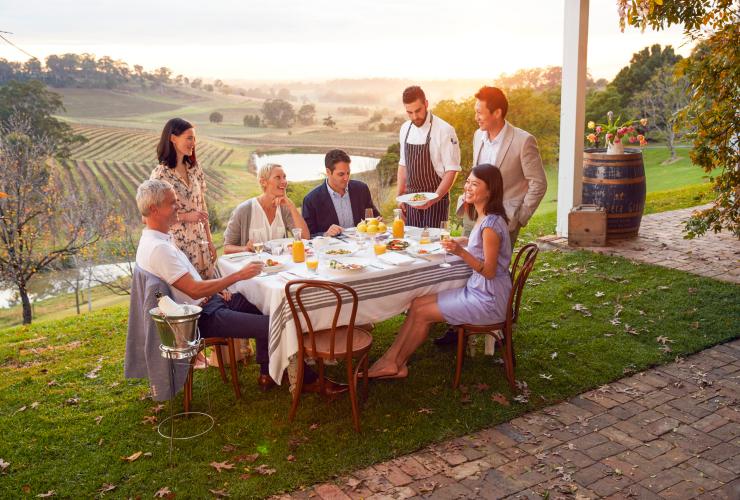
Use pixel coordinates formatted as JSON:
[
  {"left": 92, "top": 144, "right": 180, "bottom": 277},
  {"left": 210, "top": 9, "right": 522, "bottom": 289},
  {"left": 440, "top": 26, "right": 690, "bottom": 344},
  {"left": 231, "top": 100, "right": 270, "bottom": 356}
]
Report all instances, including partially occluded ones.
[{"left": 1, "top": 0, "right": 693, "bottom": 82}]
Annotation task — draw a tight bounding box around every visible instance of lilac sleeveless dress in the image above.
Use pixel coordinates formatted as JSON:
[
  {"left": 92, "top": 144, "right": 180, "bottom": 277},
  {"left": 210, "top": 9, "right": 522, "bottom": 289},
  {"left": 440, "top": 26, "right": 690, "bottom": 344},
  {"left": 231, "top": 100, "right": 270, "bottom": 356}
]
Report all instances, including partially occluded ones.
[{"left": 437, "top": 214, "right": 512, "bottom": 326}]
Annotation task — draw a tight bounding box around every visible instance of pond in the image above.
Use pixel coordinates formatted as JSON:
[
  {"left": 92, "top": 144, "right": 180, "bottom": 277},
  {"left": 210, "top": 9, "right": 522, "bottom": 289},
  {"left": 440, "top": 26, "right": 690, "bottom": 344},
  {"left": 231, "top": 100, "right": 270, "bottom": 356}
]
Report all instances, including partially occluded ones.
[
  {"left": 253, "top": 153, "right": 380, "bottom": 182},
  {"left": 0, "top": 262, "right": 131, "bottom": 309}
]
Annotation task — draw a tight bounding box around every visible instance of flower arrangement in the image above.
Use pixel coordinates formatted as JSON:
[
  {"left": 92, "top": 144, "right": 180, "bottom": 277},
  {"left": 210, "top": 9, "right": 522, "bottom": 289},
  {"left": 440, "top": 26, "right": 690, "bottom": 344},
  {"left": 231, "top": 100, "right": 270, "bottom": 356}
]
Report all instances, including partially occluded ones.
[{"left": 586, "top": 111, "right": 648, "bottom": 154}]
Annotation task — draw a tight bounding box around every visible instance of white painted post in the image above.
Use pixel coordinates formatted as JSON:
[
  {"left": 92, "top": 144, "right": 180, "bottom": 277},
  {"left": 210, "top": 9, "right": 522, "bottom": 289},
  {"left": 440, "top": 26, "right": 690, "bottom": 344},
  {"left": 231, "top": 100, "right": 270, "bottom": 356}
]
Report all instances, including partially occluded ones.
[{"left": 557, "top": 0, "right": 590, "bottom": 237}]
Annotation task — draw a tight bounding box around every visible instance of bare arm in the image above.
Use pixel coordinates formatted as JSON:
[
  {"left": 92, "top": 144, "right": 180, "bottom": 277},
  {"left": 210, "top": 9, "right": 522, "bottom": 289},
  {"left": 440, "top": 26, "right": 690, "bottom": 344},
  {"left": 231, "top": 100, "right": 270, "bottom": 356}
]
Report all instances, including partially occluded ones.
[
  {"left": 224, "top": 242, "right": 253, "bottom": 254},
  {"left": 172, "top": 261, "right": 263, "bottom": 299},
  {"left": 278, "top": 197, "right": 309, "bottom": 238},
  {"left": 442, "top": 227, "right": 500, "bottom": 279}
]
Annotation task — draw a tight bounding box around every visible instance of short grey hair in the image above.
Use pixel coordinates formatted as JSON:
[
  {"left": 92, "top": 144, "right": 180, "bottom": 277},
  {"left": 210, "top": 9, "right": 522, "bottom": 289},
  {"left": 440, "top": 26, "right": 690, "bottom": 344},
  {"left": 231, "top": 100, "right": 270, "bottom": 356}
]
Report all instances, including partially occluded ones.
[
  {"left": 136, "top": 179, "right": 174, "bottom": 216},
  {"left": 257, "top": 163, "right": 284, "bottom": 189}
]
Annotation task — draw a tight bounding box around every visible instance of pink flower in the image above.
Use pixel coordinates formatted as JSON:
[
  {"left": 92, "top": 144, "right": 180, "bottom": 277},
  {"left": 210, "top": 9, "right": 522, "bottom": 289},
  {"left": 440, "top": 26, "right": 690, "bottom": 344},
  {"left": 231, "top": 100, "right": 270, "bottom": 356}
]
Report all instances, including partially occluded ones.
[
  {"left": 614, "top": 138, "right": 621, "bottom": 144},
  {"left": 629, "top": 136, "right": 637, "bottom": 143},
  {"left": 606, "top": 133, "right": 614, "bottom": 140},
  {"left": 595, "top": 126, "right": 602, "bottom": 134},
  {"left": 637, "top": 134, "right": 645, "bottom": 141}
]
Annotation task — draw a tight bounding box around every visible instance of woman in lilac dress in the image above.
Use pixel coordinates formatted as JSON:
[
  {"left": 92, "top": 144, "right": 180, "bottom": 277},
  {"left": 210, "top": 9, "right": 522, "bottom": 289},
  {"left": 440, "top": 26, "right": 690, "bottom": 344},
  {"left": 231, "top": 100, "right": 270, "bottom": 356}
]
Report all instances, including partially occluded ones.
[{"left": 368, "top": 164, "right": 511, "bottom": 379}]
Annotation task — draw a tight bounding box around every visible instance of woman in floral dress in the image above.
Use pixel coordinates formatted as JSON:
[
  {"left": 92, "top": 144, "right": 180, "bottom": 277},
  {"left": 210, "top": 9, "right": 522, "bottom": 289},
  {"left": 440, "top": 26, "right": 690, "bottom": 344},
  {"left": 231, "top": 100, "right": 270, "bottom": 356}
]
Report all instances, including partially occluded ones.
[{"left": 150, "top": 118, "right": 216, "bottom": 279}]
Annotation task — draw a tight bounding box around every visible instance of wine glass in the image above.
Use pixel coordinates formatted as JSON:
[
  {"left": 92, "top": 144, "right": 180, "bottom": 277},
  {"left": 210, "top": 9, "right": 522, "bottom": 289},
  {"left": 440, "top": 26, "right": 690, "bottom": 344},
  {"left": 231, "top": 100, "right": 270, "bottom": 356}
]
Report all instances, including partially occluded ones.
[
  {"left": 364, "top": 208, "right": 375, "bottom": 224},
  {"left": 439, "top": 220, "right": 451, "bottom": 268}
]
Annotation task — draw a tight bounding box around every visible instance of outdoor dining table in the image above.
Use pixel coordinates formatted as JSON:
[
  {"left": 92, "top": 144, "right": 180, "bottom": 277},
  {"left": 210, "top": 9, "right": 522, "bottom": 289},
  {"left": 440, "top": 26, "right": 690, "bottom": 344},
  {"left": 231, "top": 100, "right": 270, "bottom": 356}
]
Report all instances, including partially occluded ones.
[{"left": 218, "top": 236, "right": 472, "bottom": 385}]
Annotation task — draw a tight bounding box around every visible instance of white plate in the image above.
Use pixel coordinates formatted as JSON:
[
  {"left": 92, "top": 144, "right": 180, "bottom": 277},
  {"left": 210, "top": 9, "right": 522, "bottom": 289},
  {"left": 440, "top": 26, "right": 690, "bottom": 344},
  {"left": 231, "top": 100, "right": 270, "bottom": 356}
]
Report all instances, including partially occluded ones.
[
  {"left": 404, "top": 226, "right": 443, "bottom": 240},
  {"left": 407, "top": 242, "right": 443, "bottom": 257},
  {"left": 322, "top": 242, "right": 359, "bottom": 257},
  {"left": 397, "top": 192, "right": 439, "bottom": 207},
  {"left": 323, "top": 257, "right": 369, "bottom": 275},
  {"left": 260, "top": 255, "right": 289, "bottom": 274},
  {"left": 385, "top": 238, "right": 414, "bottom": 252}
]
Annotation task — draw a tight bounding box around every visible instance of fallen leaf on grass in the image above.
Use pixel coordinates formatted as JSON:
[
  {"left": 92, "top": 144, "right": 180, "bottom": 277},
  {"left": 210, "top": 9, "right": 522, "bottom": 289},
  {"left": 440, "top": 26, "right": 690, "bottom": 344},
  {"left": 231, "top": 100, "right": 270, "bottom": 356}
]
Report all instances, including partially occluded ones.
[
  {"left": 473, "top": 382, "right": 490, "bottom": 392},
  {"left": 47, "top": 380, "right": 57, "bottom": 387},
  {"left": 656, "top": 336, "right": 675, "bottom": 345},
  {"left": 12, "top": 406, "right": 26, "bottom": 415},
  {"left": 36, "top": 491, "right": 56, "bottom": 498},
  {"left": 550, "top": 322, "right": 559, "bottom": 329},
  {"left": 142, "top": 416, "right": 158, "bottom": 425},
  {"left": 95, "top": 416, "right": 103, "bottom": 425},
  {"left": 30, "top": 402, "right": 40, "bottom": 409},
  {"left": 513, "top": 394, "right": 529, "bottom": 404},
  {"left": 346, "top": 478, "right": 362, "bottom": 490},
  {"left": 309, "top": 423, "right": 320, "bottom": 430},
  {"left": 208, "top": 489, "right": 229, "bottom": 497},
  {"left": 595, "top": 291, "right": 605, "bottom": 297},
  {"left": 150, "top": 404, "right": 165, "bottom": 414},
  {"left": 253, "top": 464, "right": 276, "bottom": 476},
  {"left": 460, "top": 393, "right": 472, "bottom": 404},
  {"left": 550, "top": 352, "right": 558, "bottom": 359},
  {"left": 122, "top": 451, "right": 143, "bottom": 462},
  {"left": 657, "top": 285, "right": 670, "bottom": 291},
  {"left": 221, "top": 444, "right": 237, "bottom": 453},
  {"left": 572, "top": 304, "right": 592, "bottom": 317},
  {"left": 232, "top": 453, "right": 259, "bottom": 463},
  {"left": 286, "top": 455, "right": 296, "bottom": 462},
  {"left": 210, "top": 461, "right": 235, "bottom": 473},
  {"left": 417, "top": 408, "right": 433, "bottom": 414},
  {"left": 65, "top": 397, "right": 80, "bottom": 406},
  {"left": 238, "top": 473, "right": 251, "bottom": 480},
  {"left": 0, "top": 458, "right": 9, "bottom": 471},
  {"left": 97, "top": 483, "right": 116, "bottom": 494},
  {"left": 491, "top": 393, "right": 510, "bottom": 406},
  {"left": 154, "top": 486, "right": 174, "bottom": 498},
  {"left": 659, "top": 345, "right": 673, "bottom": 354},
  {"left": 539, "top": 373, "right": 553, "bottom": 381}
]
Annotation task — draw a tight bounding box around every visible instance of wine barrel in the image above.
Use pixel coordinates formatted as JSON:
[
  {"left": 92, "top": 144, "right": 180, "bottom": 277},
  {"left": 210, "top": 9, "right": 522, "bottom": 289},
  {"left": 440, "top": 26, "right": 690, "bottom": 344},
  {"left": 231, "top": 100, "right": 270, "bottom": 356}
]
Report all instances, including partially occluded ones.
[{"left": 582, "top": 148, "right": 646, "bottom": 239}]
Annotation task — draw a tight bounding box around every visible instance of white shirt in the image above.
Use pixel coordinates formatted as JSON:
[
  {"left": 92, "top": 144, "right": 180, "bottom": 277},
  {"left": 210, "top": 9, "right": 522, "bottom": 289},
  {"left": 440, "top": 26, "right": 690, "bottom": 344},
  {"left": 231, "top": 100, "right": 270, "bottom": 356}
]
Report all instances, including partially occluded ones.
[
  {"left": 249, "top": 199, "right": 286, "bottom": 243},
  {"left": 135, "top": 229, "right": 203, "bottom": 306},
  {"left": 398, "top": 112, "right": 461, "bottom": 178},
  {"left": 476, "top": 122, "right": 509, "bottom": 166}
]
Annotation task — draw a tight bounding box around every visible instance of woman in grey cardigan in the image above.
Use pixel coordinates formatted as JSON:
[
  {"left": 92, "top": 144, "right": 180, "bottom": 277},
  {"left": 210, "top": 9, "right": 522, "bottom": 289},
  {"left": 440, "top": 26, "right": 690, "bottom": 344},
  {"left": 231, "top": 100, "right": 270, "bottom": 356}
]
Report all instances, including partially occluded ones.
[{"left": 223, "top": 164, "right": 310, "bottom": 254}]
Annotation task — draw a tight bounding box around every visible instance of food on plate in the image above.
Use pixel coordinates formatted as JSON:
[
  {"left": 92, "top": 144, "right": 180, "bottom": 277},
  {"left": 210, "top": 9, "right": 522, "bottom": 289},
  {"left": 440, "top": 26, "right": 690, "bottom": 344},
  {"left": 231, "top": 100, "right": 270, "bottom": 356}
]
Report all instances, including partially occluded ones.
[
  {"left": 386, "top": 239, "right": 410, "bottom": 251},
  {"left": 328, "top": 259, "right": 364, "bottom": 271},
  {"left": 324, "top": 248, "right": 353, "bottom": 255},
  {"left": 416, "top": 248, "right": 430, "bottom": 255},
  {"left": 411, "top": 193, "right": 427, "bottom": 202},
  {"left": 263, "top": 258, "right": 280, "bottom": 267}
]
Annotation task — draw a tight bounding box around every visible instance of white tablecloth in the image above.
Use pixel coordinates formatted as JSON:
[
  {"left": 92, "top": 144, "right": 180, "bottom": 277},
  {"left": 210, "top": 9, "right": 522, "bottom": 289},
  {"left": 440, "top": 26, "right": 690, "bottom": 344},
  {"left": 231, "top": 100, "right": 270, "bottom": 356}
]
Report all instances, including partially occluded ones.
[{"left": 218, "top": 245, "right": 471, "bottom": 384}]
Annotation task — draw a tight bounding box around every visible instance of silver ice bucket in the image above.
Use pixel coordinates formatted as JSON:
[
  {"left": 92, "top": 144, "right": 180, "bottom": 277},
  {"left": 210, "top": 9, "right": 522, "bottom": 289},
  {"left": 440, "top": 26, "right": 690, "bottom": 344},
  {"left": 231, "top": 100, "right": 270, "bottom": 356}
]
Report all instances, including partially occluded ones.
[{"left": 149, "top": 305, "right": 202, "bottom": 359}]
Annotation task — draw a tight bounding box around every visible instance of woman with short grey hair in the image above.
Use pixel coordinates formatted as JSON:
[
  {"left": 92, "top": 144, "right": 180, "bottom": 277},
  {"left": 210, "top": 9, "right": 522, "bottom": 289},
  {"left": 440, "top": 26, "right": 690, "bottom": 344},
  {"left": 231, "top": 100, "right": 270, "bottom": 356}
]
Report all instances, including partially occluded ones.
[{"left": 223, "top": 164, "right": 309, "bottom": 254}]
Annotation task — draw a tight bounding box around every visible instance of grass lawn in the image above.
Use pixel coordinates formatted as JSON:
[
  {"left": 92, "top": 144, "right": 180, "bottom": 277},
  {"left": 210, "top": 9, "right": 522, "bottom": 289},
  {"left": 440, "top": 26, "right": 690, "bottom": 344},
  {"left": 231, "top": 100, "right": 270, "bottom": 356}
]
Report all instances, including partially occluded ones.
[{"left": 0, "top": 250, "right": 737, "bottom": 498}]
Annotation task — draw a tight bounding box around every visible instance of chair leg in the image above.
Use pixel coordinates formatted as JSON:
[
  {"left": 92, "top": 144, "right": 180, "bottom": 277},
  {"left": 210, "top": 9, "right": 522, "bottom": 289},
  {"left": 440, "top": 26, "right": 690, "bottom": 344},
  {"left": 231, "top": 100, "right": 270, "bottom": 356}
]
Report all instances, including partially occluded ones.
[
  {"left": 227, "top": 339, "right": 241, "bottom": 400},
  {"left": 502, "top": 334, "right": 516, "bottom": 392},
  {"left": 214, "top": 345, "right": 228, "bottom": 383},
  {"left": 317, "top": 358, "right": 325, "bottom": 398},
  {"left": 362, "top": 355, "right": 369, "bottom": 402},
  {"left": 453, "top": 327, "right": 465, "bottom": 389},
  {"left": 289, "top": 355, "right": 304, "bottom": 422},
  {"left": 347, "top": 357, "right": 361, "bottom": 432}
]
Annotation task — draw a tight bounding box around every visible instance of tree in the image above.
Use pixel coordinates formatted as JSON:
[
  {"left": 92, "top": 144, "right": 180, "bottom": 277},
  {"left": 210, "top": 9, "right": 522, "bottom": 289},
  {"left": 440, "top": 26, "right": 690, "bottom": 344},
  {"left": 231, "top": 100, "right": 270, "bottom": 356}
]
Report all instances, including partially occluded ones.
[
  {"left": 0, "top": 80, "right": 85, "bottom": 159},
  {"left": 0, "top": 115, "right": 116, "bottom": 323},
  {"left": 261, "top": 99, "right": 295, "bottom": 128},
  {"left": 296, "top": 104, "right": 316, "bottom": 126},
  {"left": 203, "top": 83, "right": 214, "bottom": 92},
  {"left": 617, "top": 0, "right": 739, "bottom": 237},
  {"left": 376, "top": 142, "right": 400, "bottom": 187},
  {"left": 611, "top": 45, "right": 682, "bottom": 108},
  {"left": 243, "top": 114, "right": 261, "bottom": 127},
  {"left": 631, "top": 65, "right": 691, "bottom": 161},
  {"left": 209, "top": 111, "right": 223, "bottom": 124},
  {"left": 322, "top": 114, "right": 336, "bottom": 128}
]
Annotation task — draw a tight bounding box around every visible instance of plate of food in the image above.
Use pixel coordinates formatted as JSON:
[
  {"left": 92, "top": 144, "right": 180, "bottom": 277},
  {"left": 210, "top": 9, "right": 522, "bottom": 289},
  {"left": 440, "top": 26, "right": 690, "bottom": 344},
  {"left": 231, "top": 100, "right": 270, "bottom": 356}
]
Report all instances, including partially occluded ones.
[
  {"left": 396, "top": 192, "right": 439, "bottom": 207},
  {"left": 385, "top": 238, "right": 413, "bottom": 252},
  {"left": 324, "top": 257, "right": 368, "bottom": 275},
  {"left": 407, "top": 242, "right": 442, "bottom": 257},
  {"left": 322, "top": 242, "right": 359, "bottom": 257},
  {"left": 260, "top": 256, "right": 288, "bottom": 273}
]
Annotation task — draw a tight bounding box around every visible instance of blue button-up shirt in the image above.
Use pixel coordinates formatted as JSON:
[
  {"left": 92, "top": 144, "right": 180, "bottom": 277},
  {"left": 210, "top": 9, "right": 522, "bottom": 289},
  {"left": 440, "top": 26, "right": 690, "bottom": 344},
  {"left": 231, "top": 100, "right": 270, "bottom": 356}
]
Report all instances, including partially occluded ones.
[{"left": 326, "top": 180, "right": 354, "bottom": 228}]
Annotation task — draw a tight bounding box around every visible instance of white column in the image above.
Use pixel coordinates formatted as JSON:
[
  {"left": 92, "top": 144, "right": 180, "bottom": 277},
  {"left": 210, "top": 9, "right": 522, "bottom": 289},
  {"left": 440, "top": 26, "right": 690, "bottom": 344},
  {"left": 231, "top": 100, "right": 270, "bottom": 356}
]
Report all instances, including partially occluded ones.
[{"left": 557, "top": 0, "right": 590, "bottom": 237}]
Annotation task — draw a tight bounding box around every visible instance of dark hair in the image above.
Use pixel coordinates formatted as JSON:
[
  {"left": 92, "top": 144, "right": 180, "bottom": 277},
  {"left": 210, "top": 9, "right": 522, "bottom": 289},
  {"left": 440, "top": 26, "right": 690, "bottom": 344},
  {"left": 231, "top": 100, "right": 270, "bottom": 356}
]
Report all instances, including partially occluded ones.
[
  {"left": 324, "top": 149, "right": 351, "bottom": 172},
  {"left": 474, "top": 86, "right": 508, "bottom": 119},
  {"left": 402, "top": 85, "right": 426, "bottom": 105},
  {"left": 466, "top": 163, "right": 509, "bottom": 225},
  {"left": 157, "top": 118, "right": 196, "bottom": 168}
]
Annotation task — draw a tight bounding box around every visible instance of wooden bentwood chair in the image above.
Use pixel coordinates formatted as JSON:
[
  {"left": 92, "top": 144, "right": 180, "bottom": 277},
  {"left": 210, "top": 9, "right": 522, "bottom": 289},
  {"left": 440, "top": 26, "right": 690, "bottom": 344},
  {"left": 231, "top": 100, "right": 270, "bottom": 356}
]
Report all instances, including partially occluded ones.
[
  {"left": 452, "top": 243, "right": 539, "bottom": 391},
  {"left": 285, "top": 280, "right": 373, "bottom": 432},
  {"left": 183, "top": 337, "right": 242, "bottom": 413}
]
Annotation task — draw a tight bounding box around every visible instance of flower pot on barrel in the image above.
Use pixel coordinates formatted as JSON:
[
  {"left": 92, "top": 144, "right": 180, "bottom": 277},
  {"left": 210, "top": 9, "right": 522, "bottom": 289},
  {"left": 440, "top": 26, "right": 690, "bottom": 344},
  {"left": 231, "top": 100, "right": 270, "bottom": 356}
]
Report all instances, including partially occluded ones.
[{"left": 584, "top": 113, "right": 648, "bottom": 239}]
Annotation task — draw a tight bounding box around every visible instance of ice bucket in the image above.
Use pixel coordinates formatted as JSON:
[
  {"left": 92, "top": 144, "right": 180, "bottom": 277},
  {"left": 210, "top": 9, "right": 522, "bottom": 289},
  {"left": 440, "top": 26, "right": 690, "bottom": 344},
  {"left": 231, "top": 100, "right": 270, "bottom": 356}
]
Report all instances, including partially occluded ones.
[{"left": 149, "top": 305, "right": 202, "bottom": 359}]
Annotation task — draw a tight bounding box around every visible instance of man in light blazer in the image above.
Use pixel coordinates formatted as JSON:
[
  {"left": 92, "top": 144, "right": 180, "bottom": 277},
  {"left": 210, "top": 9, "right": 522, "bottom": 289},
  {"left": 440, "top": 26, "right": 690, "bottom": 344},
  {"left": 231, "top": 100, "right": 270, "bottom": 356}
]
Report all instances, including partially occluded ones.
[{"left": 472, "top": 86, "right": 547, "bottom": 246}]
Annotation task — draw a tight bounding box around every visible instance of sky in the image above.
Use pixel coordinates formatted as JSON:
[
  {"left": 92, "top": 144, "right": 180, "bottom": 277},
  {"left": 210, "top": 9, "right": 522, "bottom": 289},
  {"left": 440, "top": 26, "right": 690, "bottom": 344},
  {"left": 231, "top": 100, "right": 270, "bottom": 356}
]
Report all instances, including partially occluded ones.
[{"left": 0, "top": 0, "right": 693, "bottom": 82}]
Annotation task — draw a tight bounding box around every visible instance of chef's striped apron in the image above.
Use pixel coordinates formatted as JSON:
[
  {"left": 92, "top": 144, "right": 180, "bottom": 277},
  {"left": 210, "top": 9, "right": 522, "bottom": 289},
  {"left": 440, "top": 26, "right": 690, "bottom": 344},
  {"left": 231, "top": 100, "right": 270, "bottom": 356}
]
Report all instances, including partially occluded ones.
[{"left": 403, "top": 113, "right": 449, "bottom": 228}]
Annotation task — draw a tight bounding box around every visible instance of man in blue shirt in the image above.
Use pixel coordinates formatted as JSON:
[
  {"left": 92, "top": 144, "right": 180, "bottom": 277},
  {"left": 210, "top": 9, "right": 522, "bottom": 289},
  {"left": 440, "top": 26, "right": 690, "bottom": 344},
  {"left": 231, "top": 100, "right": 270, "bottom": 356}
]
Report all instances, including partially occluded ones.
[{"left": 302, "top": 149, "right": 380, "bottom": 237}]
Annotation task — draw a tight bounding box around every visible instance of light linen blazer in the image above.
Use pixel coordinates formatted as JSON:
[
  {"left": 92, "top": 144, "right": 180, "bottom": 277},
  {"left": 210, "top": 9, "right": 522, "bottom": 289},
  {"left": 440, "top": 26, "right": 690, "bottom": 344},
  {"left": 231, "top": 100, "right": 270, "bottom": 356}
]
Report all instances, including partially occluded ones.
[{"left": 473, "top": 122, "right": 547, "bottom": 229}]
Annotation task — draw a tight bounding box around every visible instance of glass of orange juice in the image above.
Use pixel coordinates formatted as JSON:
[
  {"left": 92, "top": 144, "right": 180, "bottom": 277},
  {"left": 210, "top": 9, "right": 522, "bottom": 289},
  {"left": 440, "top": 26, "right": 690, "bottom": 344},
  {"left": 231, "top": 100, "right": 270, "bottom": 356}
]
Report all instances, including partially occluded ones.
[
  {"left": 305, "top": 256, "right": 319, "bottom": 274},
  {"left": 373, "top": 237, "right": 387, "bottom": 256},
  {"left": 291, "top": 228, "right": 305, "bottom": 263}
]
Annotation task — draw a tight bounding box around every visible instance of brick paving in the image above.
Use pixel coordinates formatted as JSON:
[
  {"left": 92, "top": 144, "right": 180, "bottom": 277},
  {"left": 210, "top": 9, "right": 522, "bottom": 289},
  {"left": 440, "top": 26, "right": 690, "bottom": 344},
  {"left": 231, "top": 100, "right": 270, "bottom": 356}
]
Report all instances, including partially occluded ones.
[
  {"left": 538, "top": 205, "right": 740, "bottom": 284},
  {"left": 275, "top": 340, "right": 740, "bottom": 499}
]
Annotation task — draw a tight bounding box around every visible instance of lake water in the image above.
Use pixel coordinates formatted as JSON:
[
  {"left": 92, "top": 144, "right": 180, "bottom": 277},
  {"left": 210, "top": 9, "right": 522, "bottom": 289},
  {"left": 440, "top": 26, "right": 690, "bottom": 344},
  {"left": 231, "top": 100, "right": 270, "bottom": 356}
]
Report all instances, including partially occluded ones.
[
  {"left": 0, "top": 262, "right": 132, "bottom": 309},
  {"left": 253, "top": 153, "right": 380, "bottom": 182}
]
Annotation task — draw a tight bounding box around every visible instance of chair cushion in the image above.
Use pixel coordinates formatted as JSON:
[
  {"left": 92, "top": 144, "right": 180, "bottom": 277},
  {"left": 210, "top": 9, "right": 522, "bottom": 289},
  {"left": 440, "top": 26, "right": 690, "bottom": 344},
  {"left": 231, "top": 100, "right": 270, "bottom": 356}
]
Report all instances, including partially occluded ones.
[{"left": 303, "top": 327, "right": 373, "bottom": 358}]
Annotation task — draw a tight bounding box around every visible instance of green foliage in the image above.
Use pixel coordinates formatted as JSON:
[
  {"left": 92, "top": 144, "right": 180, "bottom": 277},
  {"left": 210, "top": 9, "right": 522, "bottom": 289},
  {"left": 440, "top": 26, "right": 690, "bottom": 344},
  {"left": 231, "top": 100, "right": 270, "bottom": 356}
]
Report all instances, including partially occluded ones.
[
  {"left": 322, "top": 114, "right": 336, "bottom": 128},
  {"left": 262, "top": 99, "right": 296, "bottom": 128},
  {"left": 376, "top": 142, "right": 400, "bottom": 188},
  {"left": 0, "top": 252, "right": 737, "bottom": 497},
  {"left": 208, "top": 111, "right": 223, "bottom": 124},
  {"left": 617, "top": 0, "right": 738, "bottom": 36},
  {"left": 243, "top": 114, "right": 261, "bottom": 127},
  {"left": 0, "top": 80, "right": 85, "bottom": 159},
  {"left": 506, "top": 88, "right": 560, "bottom": 165},
  {"left": 296, "top": 104, "right": 316, "bottom": 126}
]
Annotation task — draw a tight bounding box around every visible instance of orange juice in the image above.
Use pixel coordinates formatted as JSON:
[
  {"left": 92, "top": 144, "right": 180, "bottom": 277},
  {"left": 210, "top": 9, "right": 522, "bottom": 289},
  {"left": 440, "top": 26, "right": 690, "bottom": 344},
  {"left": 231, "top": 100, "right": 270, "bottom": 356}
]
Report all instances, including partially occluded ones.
[
  {"left": 374, "top": 242, "right": 387, "bottom": 255},
  {"left": 392, "top": 210, "right": 405, "bottom": 238},
  {"left": 292, "top": 239, "right": 305, "bottom": 263},
  {"left": 306, "top": 257, "right": 319, "bottom": 273}
]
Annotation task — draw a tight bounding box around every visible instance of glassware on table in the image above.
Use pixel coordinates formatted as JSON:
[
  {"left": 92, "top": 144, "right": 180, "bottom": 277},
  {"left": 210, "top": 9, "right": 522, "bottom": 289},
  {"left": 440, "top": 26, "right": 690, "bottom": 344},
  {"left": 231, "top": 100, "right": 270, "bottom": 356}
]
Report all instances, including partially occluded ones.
[
  {"left": 392, "top": 208, "right": 405, "bottom": 238},
  {"left": 439, "top": 220, "right": 451, "bottom": 268},
  {"left": 364, "top": 208, "right": 375, "bottom": 223},
  {"left": 270, "top": 242, "right": 284, "bottom": 256},
  {"left": 305, "top": 256, "right": 319, "bottom": 274},
  {"left": 419, "top": 226, "right": 431, "bottom": 245},
  {"left": 291, "top": 228, "right": 305, "bottom": 263},
  {"left": 373, "top": 236, "right": 387, "bottom": 256},
  {"left": 253, "top": 241, "right": 265, "bottom": 259}
]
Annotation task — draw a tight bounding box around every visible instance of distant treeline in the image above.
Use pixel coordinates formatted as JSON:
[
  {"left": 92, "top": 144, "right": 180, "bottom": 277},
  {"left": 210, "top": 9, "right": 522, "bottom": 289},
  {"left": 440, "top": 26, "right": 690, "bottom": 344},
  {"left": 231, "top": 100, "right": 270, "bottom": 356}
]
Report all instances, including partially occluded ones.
[{"left": 0, "top": 53, "right": 296, "bottom": 100}]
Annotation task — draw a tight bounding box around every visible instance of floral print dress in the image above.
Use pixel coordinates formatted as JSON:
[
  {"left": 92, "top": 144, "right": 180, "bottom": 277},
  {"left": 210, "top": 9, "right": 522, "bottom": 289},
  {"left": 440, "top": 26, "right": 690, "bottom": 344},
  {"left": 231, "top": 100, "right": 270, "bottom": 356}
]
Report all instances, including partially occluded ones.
[{"left": 150, "top": 163, "right": 216, "bottom": 279}]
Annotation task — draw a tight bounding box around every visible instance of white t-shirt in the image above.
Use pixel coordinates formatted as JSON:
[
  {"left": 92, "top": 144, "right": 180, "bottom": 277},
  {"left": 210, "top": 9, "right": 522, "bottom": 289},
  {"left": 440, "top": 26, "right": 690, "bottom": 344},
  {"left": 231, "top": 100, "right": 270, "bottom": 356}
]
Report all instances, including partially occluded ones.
[
  {"left": 135, "top": 229, "right": 203, "bottom": 306},
  {"left": 249, "top": 199, "right": 286, "bottom": 243},
  {"left": 398, "top": 112, "right": 462, "bottom": 179},
  {"left": 476, "top": 122, "right": 509, "bottom": 166}
]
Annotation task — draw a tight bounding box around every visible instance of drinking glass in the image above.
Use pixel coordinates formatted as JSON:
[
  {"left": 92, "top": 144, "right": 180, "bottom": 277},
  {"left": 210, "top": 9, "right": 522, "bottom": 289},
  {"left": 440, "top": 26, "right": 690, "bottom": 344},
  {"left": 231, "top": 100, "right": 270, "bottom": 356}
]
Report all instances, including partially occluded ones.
[
  {"left": 439, "top": 220, "right": 451, "bottom": 268},
  {"left": 364, "top": 208, "right": 375, "bottom": 223}
]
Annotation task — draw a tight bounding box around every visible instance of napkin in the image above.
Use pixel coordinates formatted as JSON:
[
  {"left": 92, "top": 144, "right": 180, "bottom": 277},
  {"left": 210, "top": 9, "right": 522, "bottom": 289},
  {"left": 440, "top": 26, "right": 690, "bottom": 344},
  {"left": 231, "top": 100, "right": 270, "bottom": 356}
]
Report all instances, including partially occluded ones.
[
  {"left": 157, "top": 295, "right": 187, "bottom": 316},
  {"left": 377, "top": 252, "right": 415, "bottom": 266}
]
